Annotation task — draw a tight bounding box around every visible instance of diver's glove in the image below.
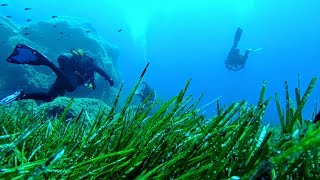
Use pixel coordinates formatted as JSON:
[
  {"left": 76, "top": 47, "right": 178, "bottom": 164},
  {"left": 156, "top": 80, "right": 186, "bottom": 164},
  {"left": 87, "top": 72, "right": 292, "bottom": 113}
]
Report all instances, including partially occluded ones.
[
  {"left": 0, "top": 89, "right": 25, "bottom": 104},
  {"left": 108, "top": 79, "right": 114, "bottom": 86}
]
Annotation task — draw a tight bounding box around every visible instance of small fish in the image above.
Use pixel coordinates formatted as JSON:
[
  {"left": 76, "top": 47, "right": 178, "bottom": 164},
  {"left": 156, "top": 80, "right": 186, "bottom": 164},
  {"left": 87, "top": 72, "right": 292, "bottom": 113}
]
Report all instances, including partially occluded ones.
[
  {"left": 26, "top": 19, "right": 32, "bottom": 22},
  {"left": 6, "top": 16, "right": 11, "bottom": 18},
  {"left": 1, "top": 41, "right": 5, "bottom": 44},
  {"left": 24, "top": 8, "right": 32, "bottom": 10},
  {"left": 51, "top": 16, "right": 58, "bottom": 18},
  {"left": 59, "top": 32, "right": 64, "bottom": 34},
  {"left": 1, "top": 4, "right": 8, "bottom": 6},
  {"left": 117, "top": 29, "right": 122, "bottom": 32},
  {"left": 57, "top": 38, "right": 60, "bottom": 41},
  {"left": 85, "top": 30, "right": 90, "bottom": 33},
  {"left": 53, "top": 25, "right": 57, "bottom": 28},
  {"left": 24, "top": 33, "right": 30, "bottom": 35},
  {"left": 60, "top": 35, "right": 69, "bottom": 39},
  {"left": 24, "top": 27, "right": 29, "bottom": 30}
]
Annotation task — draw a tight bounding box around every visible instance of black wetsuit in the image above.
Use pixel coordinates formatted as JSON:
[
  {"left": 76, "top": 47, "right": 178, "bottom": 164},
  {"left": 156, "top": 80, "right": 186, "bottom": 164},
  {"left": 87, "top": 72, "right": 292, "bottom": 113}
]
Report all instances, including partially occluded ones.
[
  {"left": 225, "top": 27, "right": 250, "bottom": 71},
  {"left": 225, "top": 46, "right": 250, "bottom": 71},
  {"left": 21, "top": 53, "right": 113, "bottom": 102},
  {"left": 137, "top": 83, "right": 156, "bottom": 103}
]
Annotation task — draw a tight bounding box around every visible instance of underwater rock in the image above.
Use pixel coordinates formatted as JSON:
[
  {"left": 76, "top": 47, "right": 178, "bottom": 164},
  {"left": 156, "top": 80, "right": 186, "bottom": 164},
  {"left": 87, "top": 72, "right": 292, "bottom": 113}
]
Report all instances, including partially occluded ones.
[
  {"left": 1, "top": 97, "right": 111, "bottom": 126},
  {"left": 3, "top": 99, "right": 38, "bottom": 113},
  {"left": 38, "top": 96, "right": 111, "bottom": 121},
  {"left": 0, "top": 16, "right": 120, "bottom": 104},
  {"left": 0, "top": 17, "right": 19, "bottom": 42},
  {"left": 103, "top": 41, "right": 119, "bottom": 67},
  {"left": 0, "top": 34, "right": 54, "bottom": 93}
]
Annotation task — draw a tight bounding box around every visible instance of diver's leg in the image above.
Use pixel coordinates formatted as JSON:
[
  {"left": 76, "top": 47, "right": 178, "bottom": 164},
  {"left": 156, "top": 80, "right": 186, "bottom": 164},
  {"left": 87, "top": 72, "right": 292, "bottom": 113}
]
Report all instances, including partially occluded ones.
[
  {"left": 1, "top": 69, "right": 73, "bottom": 103},
  {"left": 44, "top": 60, "right": 65, "bottom": 79},
  {"left": 46, "top": 78, "right": 66, "bottom": 100},
  {"left": 22, "top": 92, "right": 53, "bottom": 102},
  {"left": 36, "top": 52, "right": 76, "bottom": 92},
  {"left": 45, "top": 61, "right": 76, "bottom": 92},
  {"left": 22, "top": 78, "right": 66, "bottom": 102}
]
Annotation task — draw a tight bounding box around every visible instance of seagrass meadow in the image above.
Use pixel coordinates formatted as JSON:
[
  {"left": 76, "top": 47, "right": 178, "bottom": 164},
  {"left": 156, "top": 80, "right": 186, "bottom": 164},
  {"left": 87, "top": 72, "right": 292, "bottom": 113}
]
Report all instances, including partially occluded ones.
[{"left": 0, "top": 63, "right": 320, "bottom": 179}]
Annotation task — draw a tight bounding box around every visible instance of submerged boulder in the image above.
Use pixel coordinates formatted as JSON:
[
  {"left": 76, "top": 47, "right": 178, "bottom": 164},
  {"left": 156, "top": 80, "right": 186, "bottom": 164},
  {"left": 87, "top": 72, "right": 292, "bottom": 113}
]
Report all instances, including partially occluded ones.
[
  {"left": 38, "top": 97, "right": 111, "bottom": 121},
  {"left": 4, "top": 97, "right": 111, "bottom": 126},
  {"left": 0, "top": 16, "right": 120, "bottom": 104}
]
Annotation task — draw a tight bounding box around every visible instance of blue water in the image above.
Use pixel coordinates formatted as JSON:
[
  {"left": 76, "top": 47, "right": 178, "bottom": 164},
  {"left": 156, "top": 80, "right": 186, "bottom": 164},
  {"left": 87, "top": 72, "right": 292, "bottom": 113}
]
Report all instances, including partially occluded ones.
[{"left": 1, "top": 0, "right": 320, "bottom": 125}]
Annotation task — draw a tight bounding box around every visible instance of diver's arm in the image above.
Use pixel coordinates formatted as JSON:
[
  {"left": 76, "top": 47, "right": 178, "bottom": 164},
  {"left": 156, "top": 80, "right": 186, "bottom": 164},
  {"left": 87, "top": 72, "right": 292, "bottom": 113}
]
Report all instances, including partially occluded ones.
[
  {"left": 243, "top": 50, "right": 250, "bottom": 64},
  {"left": 93, "top": 64, "right": 114, "bottom": 86}
]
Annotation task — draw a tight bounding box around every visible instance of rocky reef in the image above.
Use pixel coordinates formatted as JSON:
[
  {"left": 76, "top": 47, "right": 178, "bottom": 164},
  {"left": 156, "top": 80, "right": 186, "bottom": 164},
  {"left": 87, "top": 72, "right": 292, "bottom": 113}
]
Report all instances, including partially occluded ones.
[
  {"left": 6, "top": 96, "right": 111, "bottom": 127},
  {"left": 0, "top": 16, "right": 120, "bottom": 104}
]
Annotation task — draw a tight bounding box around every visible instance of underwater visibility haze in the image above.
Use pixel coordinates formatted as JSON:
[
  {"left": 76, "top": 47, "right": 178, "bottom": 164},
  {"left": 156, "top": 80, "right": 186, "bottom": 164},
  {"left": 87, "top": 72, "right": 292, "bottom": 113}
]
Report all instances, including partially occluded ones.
[
  {"left": 1, "top": 0, "right": 320, "bottom": 179},
  {"left": 1, "top": 0, "right": 320, "bottom": 123}
]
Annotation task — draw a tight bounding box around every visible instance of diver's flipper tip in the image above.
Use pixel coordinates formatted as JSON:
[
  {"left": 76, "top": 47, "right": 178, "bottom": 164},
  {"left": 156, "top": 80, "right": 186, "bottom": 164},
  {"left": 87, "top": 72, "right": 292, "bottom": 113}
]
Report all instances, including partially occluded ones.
[
  {"left": 6, "top": 44, "right": 48, "bottom": 65},
  {"left": 0, "top": 89, "right": 24, "bottom": 105},
  {"left": 233, "top": 27, "right": 243, "bottom": 46},
  {"left": 250, "top": 48, "right": 263, "bottom": 52}
]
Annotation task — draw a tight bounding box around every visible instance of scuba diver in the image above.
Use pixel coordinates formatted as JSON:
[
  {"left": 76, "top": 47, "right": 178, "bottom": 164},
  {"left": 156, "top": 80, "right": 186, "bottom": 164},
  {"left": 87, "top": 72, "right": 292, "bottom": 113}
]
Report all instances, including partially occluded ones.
[
  {"left": 0, "top": 44, "right": 114, "bottom": 104},
  {"left": 225, "top": 27, "right": 261, "bottom": 71},
  {"left": 134, "top": 81, "right": 156, "bottom": 104},
  {"left": 313, "top": 111, "right": 320, "bottom": 123}
]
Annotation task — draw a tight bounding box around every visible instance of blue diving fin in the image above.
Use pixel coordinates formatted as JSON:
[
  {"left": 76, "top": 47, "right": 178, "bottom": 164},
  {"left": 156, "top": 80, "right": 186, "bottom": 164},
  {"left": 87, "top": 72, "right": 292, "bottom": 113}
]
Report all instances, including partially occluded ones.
[{"left": 6, "top": 44, "right": 49, "bottom": 65}]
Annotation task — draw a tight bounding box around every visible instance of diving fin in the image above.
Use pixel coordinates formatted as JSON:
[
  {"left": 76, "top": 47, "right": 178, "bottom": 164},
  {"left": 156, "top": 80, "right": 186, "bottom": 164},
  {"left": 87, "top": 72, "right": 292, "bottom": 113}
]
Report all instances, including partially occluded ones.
[
  {"left": 0, "top": 89, "right": 24, "bottom": 105},
  {"left": 233, "top": 27, "right": 243, "bottom": 47},
  {"left": 251, "top": 48, "right": 262, "bottom": 52},
  {"left": 6, "top": 44, "right": 49, "bottom": 65},
  {"left": 247, "top": 48, "right": 263, "bottom": 52}
]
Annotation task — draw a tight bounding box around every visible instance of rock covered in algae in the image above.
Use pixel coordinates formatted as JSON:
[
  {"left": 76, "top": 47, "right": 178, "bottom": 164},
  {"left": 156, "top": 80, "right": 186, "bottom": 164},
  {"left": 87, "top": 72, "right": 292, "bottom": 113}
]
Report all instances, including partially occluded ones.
[
  {"left": 37, "top": 96, "right": 111, "bottom": 120},
  {"left": 2, "top": 97, "right": 110, "bottom": 126},
  {"left": 0, "top": 16, "right": 120, "bottom": 103}
]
